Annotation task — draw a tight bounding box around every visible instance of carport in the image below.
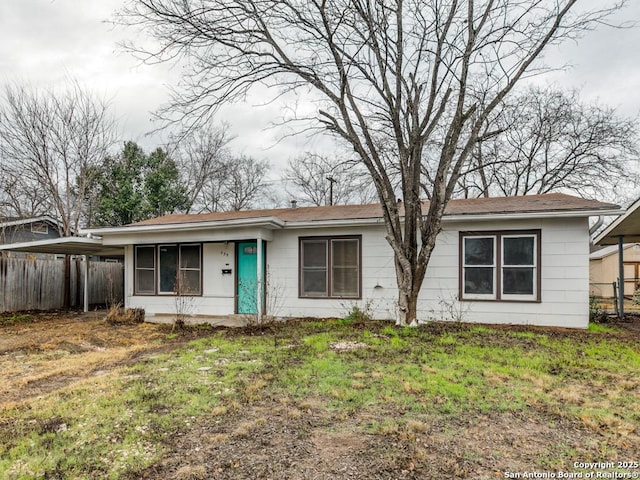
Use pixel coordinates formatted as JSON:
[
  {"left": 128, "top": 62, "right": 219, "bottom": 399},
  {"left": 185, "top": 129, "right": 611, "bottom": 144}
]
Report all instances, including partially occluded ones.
[
  {"left": 0, "top": 237, "right": 124, "bottom": 312},
  {"left": 594, "top": 197, "right": 640, "bottom": 317}
]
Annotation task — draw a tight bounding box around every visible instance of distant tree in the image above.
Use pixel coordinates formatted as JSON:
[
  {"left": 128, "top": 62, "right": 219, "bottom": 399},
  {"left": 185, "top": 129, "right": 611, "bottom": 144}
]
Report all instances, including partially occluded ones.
[
  {"left": 92, "top": 141, "right": 148, "bottom": 226},
  {"left": 221, "top": 155, "right": 271, "bottom": 211},
  {"left": 458, "top": 86, "right": 639, "bottom": 201},
  {"left": 145, "top": 147, "right": 190, "bottom": 217},
  {"left": 174, "top": 123, "right": 234, "bottom": 213},
  {"left": 284, "top": 153, "right": 377, "bottom": 206},
  {"left": 0, "top": 170, "right": 49, "bottom": 219},
  {"left": 193, "top": 154, "right": 270, "bottom": 212},
  {"left": 92, "top": 141, "right": 189, "bottom": 226},
  {"left": 171, "top": 124, "right": 271, "bottom": 213},
  {"left": 0, "top": 81, "right": 115, "bottom": 235}
]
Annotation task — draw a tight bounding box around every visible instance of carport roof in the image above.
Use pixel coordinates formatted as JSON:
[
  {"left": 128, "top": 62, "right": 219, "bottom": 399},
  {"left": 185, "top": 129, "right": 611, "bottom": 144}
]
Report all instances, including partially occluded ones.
[
  {"left": 594, "top": 197, "right": 640, "bottom": 246},
  {"left": 0, "top": 237, "right": 124, "bottom": 256}
]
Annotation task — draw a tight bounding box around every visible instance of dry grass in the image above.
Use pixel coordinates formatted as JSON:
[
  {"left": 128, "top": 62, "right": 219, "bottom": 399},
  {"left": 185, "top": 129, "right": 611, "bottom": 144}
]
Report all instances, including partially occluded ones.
[
  {"left": 0, "top": 311, "right": 170, "bottom": 408},
  {"left": 104, "top": 305, "right": 145, "bottom": 325}
]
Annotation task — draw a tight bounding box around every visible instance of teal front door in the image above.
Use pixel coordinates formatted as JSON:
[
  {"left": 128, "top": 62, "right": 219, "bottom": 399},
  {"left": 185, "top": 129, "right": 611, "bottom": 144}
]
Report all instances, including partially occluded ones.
[{"left": 236, "top": 241, "right": 265, "bottom": 314}]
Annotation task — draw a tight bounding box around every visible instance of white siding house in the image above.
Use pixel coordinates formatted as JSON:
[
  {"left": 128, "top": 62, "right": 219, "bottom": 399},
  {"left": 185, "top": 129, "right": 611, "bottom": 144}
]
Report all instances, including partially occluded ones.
[{"left": 84, "top": 193, "right": 619, "bottom": 329}]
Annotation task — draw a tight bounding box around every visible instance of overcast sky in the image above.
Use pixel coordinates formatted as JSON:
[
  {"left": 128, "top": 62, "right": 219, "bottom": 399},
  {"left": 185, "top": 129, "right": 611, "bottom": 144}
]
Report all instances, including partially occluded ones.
[{"left": 1, "top": 1, "right": 640, "bottom": 174}]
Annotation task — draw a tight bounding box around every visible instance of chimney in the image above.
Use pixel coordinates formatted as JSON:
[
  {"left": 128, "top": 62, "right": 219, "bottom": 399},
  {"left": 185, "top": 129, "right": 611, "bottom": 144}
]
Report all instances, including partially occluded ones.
[{"left": 290, "top": 199, "right": 297, "bottom": 209}]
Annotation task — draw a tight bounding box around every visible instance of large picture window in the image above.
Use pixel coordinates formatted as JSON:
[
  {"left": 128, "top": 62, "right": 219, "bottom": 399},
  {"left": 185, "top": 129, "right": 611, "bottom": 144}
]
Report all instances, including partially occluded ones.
[
  {"left": 460, "top": 231, "right": 540, "bottom": 302},
  {"left": 134, "top": 244, "right": 202, "bottom": 295},
  {"left": 300, "top": 236, "right": 361, "bottom": 298}
]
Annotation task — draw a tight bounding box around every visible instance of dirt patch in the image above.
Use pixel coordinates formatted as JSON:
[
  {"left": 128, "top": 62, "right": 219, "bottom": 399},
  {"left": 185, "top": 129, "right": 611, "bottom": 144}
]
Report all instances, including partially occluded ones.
[
  {"left": 0, "top": 310, "right": 210, "bottom": 407},
  {"left": 129, "top": 401, "right": 632, "bottom": 480}
]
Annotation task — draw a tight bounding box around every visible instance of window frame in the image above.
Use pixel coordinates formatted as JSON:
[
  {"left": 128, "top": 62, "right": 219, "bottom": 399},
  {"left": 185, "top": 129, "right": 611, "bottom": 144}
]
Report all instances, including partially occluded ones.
[
  {"left": 30, "top": 222, "right": 49, "bottom": 235},
  {"left": 459, "top": 230, "right": 541, "bottom": 303},
  {"left": 133, "top": 243, "right": 203, "bottom": 296},
  {"left": 134, "top": 245, "right": 156, "bottom": 295},
  {"left": 299, "top": 235, "right": 362, "bottom": 299},
  {"left": 178, "top": 244, "right": 202, "bottom": 296}
]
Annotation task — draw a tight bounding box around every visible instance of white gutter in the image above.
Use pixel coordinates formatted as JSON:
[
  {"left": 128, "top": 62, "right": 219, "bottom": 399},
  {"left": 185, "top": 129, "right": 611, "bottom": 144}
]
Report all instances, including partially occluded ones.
[
  {"left": 443, "top": 208, "right": 621, "bottom": 222},
  {"left": 281, "top": 218, "right": 386, "bottom": 229},
  {"left": 82, "top": 216, "right": 286, "bottom": 236}
]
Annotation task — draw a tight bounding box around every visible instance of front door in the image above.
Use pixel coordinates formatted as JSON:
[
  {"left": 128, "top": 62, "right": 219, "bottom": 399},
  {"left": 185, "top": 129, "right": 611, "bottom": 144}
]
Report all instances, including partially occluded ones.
[{"left": 236, "top": 241, "right": 265, "bottom": 314}]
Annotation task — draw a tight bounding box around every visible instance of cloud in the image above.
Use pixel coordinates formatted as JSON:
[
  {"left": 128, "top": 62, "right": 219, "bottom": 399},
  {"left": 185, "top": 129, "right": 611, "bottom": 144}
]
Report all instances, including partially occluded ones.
[{"left": 1, "top": 0, "right": 638, "bottom": 169}]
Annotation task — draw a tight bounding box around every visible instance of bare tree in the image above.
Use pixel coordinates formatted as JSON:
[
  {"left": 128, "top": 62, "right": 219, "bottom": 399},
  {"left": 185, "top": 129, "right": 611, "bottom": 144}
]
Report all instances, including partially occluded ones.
[
  {"left": 201, "top": 154, "right": 271, "bottom": 212},
  {"left": 123, "top": 0, "right": 625, "bottom": 324},
  {"left": 0, "top": 170, "right": 50, "bottom": 219},
  {"left": 172, "top": 124, "right": 271, "bottom": 212},
  {"left": 458, "top": 86, "right": 639, "bottom": 201},
  {"left": 0, "top": 81, "right": 115, "bottom": 236},
  {"left": 284, "top": 152, "right": 376, "bottom": 206},
  {"left": 172, "top": 123, "right": 234, "bottom": 212}
]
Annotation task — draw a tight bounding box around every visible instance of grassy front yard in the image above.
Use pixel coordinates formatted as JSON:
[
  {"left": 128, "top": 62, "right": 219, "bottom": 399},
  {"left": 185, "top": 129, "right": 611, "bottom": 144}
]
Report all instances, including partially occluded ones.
[{"left": 1, "top": 314, "right": 639, "bottom": 479}]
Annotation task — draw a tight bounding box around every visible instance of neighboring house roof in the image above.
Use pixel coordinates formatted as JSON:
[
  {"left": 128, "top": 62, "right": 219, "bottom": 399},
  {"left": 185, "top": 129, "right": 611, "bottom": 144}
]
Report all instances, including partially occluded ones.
[
  {"left": 123, "top": 193, "right": 618, "bottom": 228},
  {"left": 0, "top": 215, "right": 63, "bottom": 229},
  {"left": 589, "top": 243, "right": 639, "bottom": 260},
  {"left": 594, "top": 196, "right": 640, "bottom": 246}
]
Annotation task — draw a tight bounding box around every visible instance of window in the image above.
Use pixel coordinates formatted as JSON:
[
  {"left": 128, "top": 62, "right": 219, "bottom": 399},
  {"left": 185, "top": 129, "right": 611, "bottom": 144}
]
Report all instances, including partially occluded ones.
[
  {"left": 135, "top": 246, "right": 156, "bottom": 295},
  {"left": 300, "top": 236, "right": 361, "bottom": 298},
  {"left": 460, "top": 231, "right": 540, "bottom": 302},
  {"left": 31, "top": 222, "right": 49, "bottom": 234},
  {"left": 158, "top": 245, "right": 178, "bottom": 294},
  {"left": 179, "top": 244, "right": 201, "bottom": 294},
  {"left": 134, "top": 244, "right": 202, "bottom": 295}
]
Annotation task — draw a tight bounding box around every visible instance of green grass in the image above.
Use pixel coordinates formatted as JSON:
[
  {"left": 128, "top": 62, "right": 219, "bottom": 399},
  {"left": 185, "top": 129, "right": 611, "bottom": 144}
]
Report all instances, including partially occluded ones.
[
  {"left": 1, "top": 319, "right": 639, "bottom": 479},
  {"left": 588, "top": 321, "right": 619, "bottom": 333},
  {"left": 0, "top": 314, "right": 32, "bottom": 326}
]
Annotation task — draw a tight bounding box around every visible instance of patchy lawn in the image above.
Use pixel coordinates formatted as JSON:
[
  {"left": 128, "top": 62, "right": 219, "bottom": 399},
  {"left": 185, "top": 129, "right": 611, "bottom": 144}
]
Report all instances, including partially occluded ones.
[{"left": 1, "top": 312, "right": 639, "bottom": 479}]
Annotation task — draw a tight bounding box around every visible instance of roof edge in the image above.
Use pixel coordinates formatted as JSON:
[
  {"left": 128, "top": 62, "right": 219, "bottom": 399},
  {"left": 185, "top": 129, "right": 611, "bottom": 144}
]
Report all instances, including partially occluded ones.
[
  {"left": 593, "top": 196, "right": 640, "bottom": 246},
  {"left": 82, "top": 216, "right": 286, "bottom": 236}
]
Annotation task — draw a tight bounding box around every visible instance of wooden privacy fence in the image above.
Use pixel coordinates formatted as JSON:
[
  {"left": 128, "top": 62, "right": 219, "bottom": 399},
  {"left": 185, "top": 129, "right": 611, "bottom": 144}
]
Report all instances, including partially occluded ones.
[{"left": 0, "top": 257, "right": 124, "bottom": 312}]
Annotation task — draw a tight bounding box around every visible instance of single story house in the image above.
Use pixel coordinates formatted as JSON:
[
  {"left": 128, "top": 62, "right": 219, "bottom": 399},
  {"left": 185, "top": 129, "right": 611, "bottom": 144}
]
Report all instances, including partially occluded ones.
[
  {"left": 77, "top": 193, "right": 619, "bottom": 329},
  {"left": 589, "top": 244, "right": 640, "bottom": 298}
]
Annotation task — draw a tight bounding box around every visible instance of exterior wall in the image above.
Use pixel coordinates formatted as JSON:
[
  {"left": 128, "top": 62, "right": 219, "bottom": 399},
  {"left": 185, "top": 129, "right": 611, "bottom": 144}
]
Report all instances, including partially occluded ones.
[
  {"left": 418, "top": 217, "right": 589, "bottom": 328},
  {"left": 589, "top": 244, "right": 640, "bottom": 297},
  {"left": 267, "top": 217, "right": 591, "bottom": 328},
  {"left": 122, "top": 216, "right": 591, "bottom": 328},
  {"left": 266, "top": 224, "right": 397, "bottom": 320},
  {"left": 125, "top": 242, "right": 237, "bottom": 316}
]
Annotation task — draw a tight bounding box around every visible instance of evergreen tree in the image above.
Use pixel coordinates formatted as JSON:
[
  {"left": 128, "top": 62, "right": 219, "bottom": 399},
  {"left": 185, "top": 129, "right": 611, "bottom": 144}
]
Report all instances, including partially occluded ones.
[{"left": 92, "top": 142, "right": 189, "bottom": 226}]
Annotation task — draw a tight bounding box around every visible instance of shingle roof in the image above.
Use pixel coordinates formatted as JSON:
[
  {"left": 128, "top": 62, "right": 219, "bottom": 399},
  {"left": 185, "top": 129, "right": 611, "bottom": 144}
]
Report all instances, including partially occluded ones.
[{"left": 129, "top": 193, "right": 618, "bottom": 227}]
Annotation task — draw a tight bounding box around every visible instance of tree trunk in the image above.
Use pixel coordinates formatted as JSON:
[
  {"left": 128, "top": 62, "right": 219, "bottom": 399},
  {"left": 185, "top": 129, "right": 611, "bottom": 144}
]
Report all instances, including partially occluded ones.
[
  {"left": 396, "top": 284, "right": 419, "bottom": 326},
  {"left": 394, "top": 257, "right": 420, "bottom": 326}
]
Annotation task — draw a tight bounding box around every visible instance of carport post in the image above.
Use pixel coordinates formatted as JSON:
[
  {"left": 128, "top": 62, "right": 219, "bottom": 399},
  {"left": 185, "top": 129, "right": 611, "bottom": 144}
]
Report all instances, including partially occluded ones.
[
  {"left": 618, "top": 235, "right": 624, "bottom": 318},
  {"left": 83, "top": 255, "right": 89, "bottom": 313}
]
